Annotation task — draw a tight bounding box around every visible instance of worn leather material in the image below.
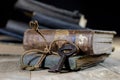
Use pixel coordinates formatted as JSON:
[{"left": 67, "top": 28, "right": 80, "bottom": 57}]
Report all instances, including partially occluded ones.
[{"left": 23, "top": 29, "right": 95, "bottom": 55}]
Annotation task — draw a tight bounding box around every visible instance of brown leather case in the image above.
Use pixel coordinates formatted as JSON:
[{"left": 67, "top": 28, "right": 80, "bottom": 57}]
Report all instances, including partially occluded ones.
[{"left": 23, "top": 29, "right": 95, "bottom": 55}]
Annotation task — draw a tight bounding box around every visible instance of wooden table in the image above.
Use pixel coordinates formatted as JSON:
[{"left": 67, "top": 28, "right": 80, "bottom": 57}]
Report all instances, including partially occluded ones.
[{"left": 0, "top": 37, "right": 120, "bottom": 80}]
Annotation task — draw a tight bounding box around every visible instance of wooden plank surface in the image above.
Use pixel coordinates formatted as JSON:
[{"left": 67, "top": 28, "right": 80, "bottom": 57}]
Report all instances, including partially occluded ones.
[
  {"left": 0, "top": 43, "right": 24, "bottom": 56},
  {"left": 100, "top": 58, "right": 120, "bottom": 74},
  {"left": 0, "top": 56, "right": 30, "bottom": 80},
  {"left": 0, "top": 37, "right": 119, "bottom": 80},
  {"left": 31, "top": 65, "right": 120, "bottom": 80}
]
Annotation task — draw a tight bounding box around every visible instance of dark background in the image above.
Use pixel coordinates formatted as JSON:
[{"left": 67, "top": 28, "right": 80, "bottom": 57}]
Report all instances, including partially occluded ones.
[{"left": 0, "top": 0, "right": 120, "bottom": 35}]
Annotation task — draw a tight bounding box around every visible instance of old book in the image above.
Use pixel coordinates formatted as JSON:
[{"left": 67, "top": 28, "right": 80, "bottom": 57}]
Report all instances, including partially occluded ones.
[
  {"left": 22, "top": 54, "right": 110, "bottom": 70},
  {"left": 0, "top": 35, "right": 22, "bottom": 43},
  {"left": 14, "top": 0, "right": 87, "bottom": 27},
  {"left": 5, "top": 20, "right": 49, "bottom": 36},
  {"left": 92, "top": 30, "right": 116, "bottom": 54},
  {"left": 12, "top": 8, "right": 84, "bottom": 29},
  {"left": 15, "top": 0, "right": 81, "bottom": 18},
  {"left": 0, "top": 28, "right": 23, "bottom": 41},
  {"left": 32, "top": 12, "right": 84, "bottom": 29},
  {"left": 23, "top": 29, "right": 116, "bottom": 55},
  {"left": 5, "top": 20, "right": 29, "bottom": 35}
]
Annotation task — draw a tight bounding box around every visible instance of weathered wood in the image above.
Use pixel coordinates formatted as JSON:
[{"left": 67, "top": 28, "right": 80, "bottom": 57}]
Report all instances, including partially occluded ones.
[
  {"left": 100, "top": 58, "right": 120, "bottom": 74},
  {"left": 31, "top": 65, "right": 120, "bottom": 80},
  {"left": 0, "top": 56, "right": 30, "bottom": 80},
  {"left": 24, "top": 37, "right": 120, "bottom": 80},
  {"left": 0, "top": 34, "right": 119, "bottom": 80},
  {"left": 0, "top": 71, "right": 30, "bottom": 80},
  {"left": 0, "top": 43, "right": 23, "bottom": 55}
]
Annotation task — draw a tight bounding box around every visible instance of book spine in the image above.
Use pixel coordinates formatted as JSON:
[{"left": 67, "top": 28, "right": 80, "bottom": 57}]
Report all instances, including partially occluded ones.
[
  {"left": 26, "top": 0, "right": 81, "bottom": 18},
  {"left": 32, "top": 12, "right": 84, "bottom": 29},
  {"left": 0, "top": 28, "right": 23, "bottom": 41},
  {"left": 15, "top": 0, "right": 81, "bottom": 24},
  {"left": 23, "top": 29, "right": 93, "bottom": 55},
  {"left": 6, "top": 20, "right": 29, "bottom": 35},
  {"left": 22, "top": 54, "right": 109, "bottom": 70},
  {"left": 22, "top": 54, "right": 80, "bottom": 70},
  {"left": 5, "top": 20, "right": 50, "bottom": 35}
]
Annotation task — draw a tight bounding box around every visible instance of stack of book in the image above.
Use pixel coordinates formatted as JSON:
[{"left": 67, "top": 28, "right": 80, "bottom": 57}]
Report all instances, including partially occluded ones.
[
  {"left": 0, "top": 0, "right": 87, "bottom": 42},
  {"left": 22, "top": 29, "right": 116, "bottom": 71}
]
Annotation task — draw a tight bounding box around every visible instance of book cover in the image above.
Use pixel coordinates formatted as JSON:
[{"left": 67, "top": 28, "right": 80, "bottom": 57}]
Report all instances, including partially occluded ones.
[
  {"left": 22, "top": 54, "right": 109, "bottom": 70},
  {"left": 23, "top": 29, "right": 116, "bottom": 55}
]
